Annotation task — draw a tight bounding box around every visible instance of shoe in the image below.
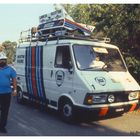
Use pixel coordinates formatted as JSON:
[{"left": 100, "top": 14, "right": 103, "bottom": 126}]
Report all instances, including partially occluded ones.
[{"left": 0, "top": 127, "right": 7, "bottom": 133}]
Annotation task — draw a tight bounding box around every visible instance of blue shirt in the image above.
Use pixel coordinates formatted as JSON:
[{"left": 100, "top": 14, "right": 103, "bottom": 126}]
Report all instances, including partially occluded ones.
[{"left": 0, "top": 65, "right": 16, "bottom": 94}]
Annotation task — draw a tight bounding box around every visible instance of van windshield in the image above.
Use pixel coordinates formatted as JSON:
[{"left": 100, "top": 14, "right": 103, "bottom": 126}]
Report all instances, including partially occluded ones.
[{"left": 73, "top": 44, "right": 127, "bottom": 72}]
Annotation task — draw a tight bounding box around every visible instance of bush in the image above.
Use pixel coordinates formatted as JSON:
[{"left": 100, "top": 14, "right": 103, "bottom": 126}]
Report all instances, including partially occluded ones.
[{"left": 125, "top": 56, "right": 140, "bottom": 84}]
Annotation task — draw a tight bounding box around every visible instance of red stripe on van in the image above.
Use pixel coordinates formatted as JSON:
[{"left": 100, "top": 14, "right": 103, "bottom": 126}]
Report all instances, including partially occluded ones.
[
  {"left": 129, "top": 103, "right": 137, "bottom": 112},
  {"left": 99, "top": 107, "right": 108, "bottom": 117},
  {"left": 31, "top": 47, "right": 38, "bottom": 97}
]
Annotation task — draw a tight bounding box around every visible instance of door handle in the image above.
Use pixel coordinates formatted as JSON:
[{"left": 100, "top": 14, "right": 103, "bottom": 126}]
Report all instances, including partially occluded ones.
[{"left": 50, "top": 70, "right": 53, "bottom": 77}]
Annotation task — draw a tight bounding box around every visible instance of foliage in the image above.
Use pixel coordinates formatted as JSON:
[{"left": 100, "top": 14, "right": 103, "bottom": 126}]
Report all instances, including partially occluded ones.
[
  {"left": 2, "top": 40, "right": 17, "bottom": 64},
  {"left": 125, "top": 56, "right": 140, "bottom": 83}
]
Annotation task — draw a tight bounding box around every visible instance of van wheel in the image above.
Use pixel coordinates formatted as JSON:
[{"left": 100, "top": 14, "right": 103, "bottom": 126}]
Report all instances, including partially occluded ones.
[
  {"left": 59, "top": 99, "right": 75, "bottom": 123},
  {"left": 17, "top": 88, "right": 24, "bottom": 104}
]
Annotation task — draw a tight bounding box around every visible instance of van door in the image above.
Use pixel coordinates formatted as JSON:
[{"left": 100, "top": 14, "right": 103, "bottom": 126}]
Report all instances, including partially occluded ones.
[{"left": 48, "top": 45, "right": 73, "bottom": 107}]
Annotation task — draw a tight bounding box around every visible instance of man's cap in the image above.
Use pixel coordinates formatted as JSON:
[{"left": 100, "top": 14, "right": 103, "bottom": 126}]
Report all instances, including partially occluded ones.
[{"left": 0, "top": 52, "right": 7, "bottom": 60}]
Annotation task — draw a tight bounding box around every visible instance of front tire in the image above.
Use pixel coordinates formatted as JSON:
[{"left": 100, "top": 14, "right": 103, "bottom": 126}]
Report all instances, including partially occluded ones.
[{"left": 59, "top": 99, "right": 75, "bottom": 123}]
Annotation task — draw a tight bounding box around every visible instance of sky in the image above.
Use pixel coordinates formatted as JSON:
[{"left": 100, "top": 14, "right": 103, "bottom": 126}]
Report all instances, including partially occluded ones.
[{"left": 0, "top": 4, "right": 61, "bottom": 43}]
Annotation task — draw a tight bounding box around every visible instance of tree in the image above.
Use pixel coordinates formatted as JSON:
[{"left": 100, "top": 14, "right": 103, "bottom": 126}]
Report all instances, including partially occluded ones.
[{"left": 2, "top": 40, "right": 17, "bottom": 64}]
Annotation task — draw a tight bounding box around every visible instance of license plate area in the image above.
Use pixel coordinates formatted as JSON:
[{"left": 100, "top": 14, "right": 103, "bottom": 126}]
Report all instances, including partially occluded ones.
[{"left": 115, "top": 108, "right": 124, "bottom": 112}]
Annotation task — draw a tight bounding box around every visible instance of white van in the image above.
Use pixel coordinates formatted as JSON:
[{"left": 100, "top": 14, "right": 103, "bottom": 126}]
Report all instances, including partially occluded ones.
[
  {"left": 15, "top": 10, "right": 140, "bottom": 122},
  {"left": 15, "top": 36, "right": 140, "bottom": 121}
]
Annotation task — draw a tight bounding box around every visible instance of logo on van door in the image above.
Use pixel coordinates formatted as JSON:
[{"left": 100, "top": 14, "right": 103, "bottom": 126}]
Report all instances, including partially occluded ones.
[
  {"left": 95, "top": 77, "right": 106, "bottom": 86},
  {"left": 55, "top": 70, "right": 65, "bottom": 87}
]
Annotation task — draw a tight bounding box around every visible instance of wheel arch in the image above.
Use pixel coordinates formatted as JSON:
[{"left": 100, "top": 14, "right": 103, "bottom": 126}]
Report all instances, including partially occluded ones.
[
  {"left": 17, "top": 84, "right": 23, "bottom": 92},
  {"left": 58, "top": 95, "right": 75, "bottom": 110}
]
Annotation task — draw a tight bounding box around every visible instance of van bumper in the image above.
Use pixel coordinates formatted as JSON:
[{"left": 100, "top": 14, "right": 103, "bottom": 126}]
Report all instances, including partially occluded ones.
[{"left": 74, "top": 101, "right": 140, "bottom": 118}]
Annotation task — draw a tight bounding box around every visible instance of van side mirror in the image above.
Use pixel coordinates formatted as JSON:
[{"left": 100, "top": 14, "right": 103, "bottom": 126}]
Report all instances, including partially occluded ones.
[{"left": 68, "top": 62, "right": 73, "bottom": 74}]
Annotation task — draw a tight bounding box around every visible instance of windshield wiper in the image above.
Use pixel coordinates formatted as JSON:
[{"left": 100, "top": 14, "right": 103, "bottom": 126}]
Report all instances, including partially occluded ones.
[
  {"left": 81, "top": 63, "right": 111, "bottom": 71},
  {"left": 81, "top": 67, "right": 105, "bottom": 71},
  {"left": 81, "top": 67, "right": 95, "bottom": 71}
]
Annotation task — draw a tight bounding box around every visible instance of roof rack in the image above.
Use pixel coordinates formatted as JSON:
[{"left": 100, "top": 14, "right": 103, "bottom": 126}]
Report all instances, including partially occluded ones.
[
  {"left": 19, "top": 30, "right": 110, "bottom": 45},
  {"left": 19, "top": 28, "right": 37, "bottom": 43},
  {"left": 91, "top": 37, "right": 111, "bottom": 43}
]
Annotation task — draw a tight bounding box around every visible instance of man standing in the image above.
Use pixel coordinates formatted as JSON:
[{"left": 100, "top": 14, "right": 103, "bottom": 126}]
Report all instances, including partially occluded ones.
[{"left": 0, "top": 51, "right": 17, "bottom": 133}]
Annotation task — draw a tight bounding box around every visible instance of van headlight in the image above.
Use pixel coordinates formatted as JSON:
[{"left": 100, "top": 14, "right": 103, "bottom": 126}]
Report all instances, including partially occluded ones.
[
  {"left": 84, "top": 94, "right": 107, "bottom": 105},
  {"left": 128, "top": 92, "right": 139, "bottom": 100}
]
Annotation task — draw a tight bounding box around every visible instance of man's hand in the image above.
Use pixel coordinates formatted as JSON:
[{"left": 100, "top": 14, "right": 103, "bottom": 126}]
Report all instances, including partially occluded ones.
[{"left": 12, "top": 90, "right": 17, "bottom": 96}]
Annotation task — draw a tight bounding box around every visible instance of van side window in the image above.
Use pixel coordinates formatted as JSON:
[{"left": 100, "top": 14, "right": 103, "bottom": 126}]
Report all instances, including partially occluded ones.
[{"left": 55, "top": 46, "right": 71, "bottom": 68}]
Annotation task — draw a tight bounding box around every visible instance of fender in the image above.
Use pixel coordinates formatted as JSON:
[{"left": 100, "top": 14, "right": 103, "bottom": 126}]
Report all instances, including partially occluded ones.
[
  {"left": 17, "top": 83, "right": 23, "bottom": 92},
  {"left": 58, "top": 93, "right": 76, "bottom": 107}
]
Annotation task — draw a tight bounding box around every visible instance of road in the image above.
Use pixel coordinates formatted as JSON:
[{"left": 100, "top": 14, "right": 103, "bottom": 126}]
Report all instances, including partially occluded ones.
[{"left": 0, "top": 97, "right": 140, "bottom": 136}]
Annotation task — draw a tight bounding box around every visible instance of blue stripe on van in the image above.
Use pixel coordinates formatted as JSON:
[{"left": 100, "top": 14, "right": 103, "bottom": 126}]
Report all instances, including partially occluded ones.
[
  {"left": 30, "top": 47, "right": 34, "bottom": 96},
  {"left": 25, "top": 47, "right": 34, "bottom": 97},
  {"left": 40, "top": 46, "right": 46, "bottom": 100},
  {"left": 36, "top": 45, "right": 46, "bottom": 100},
  {"left": 36, "top": 46, "right": 43, "bottom": 98},
  {"left": 25, "top": 47, "right": 30, "bottom": 95},
  {"left": 25, "top": 48, "right": 29, "bottom": 93},
  {"left": 36, "top": 46, "right": 41, "bottom": 97}
]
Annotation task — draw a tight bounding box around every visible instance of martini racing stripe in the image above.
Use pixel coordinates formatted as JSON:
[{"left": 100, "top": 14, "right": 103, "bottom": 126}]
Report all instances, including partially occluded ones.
[{"left": 25, "top": 46, "right": 46, "bottom": 100}]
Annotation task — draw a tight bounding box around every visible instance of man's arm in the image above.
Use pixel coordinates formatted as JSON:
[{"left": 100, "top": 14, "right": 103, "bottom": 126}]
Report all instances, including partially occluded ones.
[{"left": 12, "top": 77, "right": 17, "bottom": 96}]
